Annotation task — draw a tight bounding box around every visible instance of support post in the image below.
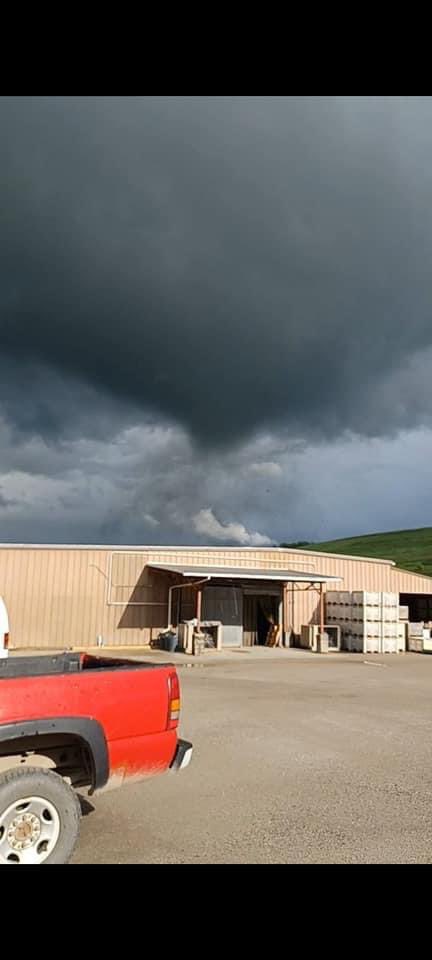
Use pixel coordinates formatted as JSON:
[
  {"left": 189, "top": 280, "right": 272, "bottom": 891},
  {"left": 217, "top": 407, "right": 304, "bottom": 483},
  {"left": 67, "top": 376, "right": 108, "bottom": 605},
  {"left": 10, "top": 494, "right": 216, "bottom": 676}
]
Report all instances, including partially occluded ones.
[
  {"left": 319, "top": 583, "right": 324, "bottom": 634},
  {"left": 317, "top": 583, "right": 328, "bottom": 653},
  {"left": 196, "top": 587, "right": 202, "bottom": 631},
  {"left": 283, "top": 583, "right": 288, "bottom": 647}
]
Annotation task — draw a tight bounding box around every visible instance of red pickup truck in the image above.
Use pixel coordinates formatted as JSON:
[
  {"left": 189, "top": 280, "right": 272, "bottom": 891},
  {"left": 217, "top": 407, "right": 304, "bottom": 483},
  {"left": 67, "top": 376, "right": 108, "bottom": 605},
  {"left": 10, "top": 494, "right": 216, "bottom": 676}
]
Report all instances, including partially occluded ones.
[{"left": 0, "top": 652, "right": 192, "bottom": 864}]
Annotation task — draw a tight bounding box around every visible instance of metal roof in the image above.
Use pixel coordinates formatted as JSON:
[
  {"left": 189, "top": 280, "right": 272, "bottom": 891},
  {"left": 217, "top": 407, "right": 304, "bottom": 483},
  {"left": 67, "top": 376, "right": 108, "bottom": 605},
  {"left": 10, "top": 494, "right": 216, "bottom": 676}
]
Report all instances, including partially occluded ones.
[
  {"left": 0, "top": 543, "right": 395, "bottom": 564},
  {"left": 147, "top": 563, "right": 341, "bottom": 583}
]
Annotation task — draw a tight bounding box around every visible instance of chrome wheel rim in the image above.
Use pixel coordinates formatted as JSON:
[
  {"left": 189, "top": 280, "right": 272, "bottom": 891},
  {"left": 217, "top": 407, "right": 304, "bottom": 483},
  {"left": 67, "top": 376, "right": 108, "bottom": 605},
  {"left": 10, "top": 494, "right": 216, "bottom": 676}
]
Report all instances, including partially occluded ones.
[{"left": 0, "top": 796, "right": 61, "bottom": 864}]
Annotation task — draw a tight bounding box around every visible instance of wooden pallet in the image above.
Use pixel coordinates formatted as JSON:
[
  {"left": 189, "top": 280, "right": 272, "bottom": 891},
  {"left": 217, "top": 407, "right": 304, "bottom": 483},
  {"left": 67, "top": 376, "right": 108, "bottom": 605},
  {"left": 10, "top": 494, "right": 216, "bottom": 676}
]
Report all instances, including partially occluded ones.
[{"left": 265, "top": 624, "right": 282, "bottom": 647}]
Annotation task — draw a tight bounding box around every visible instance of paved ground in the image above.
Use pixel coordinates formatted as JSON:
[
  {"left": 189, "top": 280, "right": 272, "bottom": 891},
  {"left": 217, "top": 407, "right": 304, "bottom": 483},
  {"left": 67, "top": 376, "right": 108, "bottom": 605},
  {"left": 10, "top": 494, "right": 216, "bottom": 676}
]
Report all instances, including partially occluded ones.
[
  {"left": 71, "top": 652, "right": 432, "bottom": 863},
  {"left": 10, "top": 644, "right": 347, "bottom": 665}
]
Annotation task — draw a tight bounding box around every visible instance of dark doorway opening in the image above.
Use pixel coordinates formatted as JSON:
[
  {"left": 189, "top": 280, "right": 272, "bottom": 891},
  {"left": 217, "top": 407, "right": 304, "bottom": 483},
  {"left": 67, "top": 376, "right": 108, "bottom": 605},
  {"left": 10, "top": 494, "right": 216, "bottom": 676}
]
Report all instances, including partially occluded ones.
[
  {"left": 243, "top": 594, "right": 280, "bottom": 646},
  {"left": 400, "top": 593, "right": 432, "bottom": 622}
]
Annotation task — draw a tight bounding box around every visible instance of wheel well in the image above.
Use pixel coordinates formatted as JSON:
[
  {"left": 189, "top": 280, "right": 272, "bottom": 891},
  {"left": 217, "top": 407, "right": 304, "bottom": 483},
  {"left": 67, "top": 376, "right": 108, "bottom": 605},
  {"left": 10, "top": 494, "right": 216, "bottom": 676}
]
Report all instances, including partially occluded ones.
[{"left": 0, "top": 733, "right": 93, "bottom": 788}]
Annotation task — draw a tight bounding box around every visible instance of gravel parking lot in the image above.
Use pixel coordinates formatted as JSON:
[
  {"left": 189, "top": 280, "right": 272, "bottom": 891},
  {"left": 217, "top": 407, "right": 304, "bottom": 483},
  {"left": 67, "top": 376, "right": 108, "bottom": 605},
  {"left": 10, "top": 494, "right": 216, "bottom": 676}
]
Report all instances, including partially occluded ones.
[{"left": 72, "top": 653, "right": 432, "bottom": 863}]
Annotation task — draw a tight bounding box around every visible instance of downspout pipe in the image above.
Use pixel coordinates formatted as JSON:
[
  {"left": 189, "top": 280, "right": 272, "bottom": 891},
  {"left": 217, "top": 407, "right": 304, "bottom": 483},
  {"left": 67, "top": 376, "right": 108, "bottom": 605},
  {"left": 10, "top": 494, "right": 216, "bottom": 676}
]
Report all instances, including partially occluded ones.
[{"left": 168, "top": 578, "right": 211, "bottom": 629}]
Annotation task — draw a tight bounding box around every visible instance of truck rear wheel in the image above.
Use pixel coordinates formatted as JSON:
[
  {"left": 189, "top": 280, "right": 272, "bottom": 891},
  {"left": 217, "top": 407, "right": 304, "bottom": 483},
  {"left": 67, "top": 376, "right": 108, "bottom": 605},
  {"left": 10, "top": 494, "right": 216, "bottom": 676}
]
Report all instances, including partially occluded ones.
[{"left": 0, "top": 767, "right": 81, "bottom": 864}]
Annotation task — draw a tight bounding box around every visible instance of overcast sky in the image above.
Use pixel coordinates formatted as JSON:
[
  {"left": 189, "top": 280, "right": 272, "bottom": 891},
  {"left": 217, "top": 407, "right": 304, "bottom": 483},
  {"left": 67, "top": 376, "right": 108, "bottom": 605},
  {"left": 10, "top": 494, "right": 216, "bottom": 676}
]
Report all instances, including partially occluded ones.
[{"left": 1, "top": 96, "right": 432, "bottom": 546}]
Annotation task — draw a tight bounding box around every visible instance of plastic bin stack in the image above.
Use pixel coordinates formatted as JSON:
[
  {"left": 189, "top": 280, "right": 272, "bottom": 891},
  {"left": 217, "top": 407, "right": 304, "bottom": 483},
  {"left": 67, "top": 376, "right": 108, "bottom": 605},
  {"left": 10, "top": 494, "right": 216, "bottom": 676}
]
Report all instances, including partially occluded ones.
[{"left": 326, "top": 591, "right": 405, "bottom": 654}]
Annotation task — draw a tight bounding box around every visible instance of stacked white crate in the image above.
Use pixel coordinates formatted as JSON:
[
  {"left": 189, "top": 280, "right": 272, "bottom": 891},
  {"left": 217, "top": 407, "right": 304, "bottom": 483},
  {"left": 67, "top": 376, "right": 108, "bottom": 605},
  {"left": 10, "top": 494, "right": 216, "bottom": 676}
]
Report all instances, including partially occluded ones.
[
  {"left": 353, "top": 592, "right": 401, "bottom": 654},
  {"left": 326, "top": 591, "right": 354, "bottom": 650},
  {"left": 326, "top": 591, "right": 403, "bottom": 653}
]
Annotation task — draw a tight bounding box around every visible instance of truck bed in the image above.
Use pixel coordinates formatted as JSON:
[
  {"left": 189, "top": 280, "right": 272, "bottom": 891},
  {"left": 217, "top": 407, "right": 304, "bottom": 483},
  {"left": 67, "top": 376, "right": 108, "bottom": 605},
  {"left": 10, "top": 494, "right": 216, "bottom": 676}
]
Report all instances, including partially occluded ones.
[
  {"left": 0, "top": 653, "right": 185, "bottom": 794},
  {"left": 0, "top": 652, "right": 170, "bottom": 679}
]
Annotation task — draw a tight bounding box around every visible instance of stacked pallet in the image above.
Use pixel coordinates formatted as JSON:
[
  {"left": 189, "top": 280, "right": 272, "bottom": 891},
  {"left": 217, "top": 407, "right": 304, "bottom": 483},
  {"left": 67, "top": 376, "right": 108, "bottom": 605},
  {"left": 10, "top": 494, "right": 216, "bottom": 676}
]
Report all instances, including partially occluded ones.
[
  {"left": 326, "top": 591, "right": 405, "bottom": 654},
  {"left": 407, "top": 621, "right": 432, "bottom": 653},
  {"left": 299, "top": 623, "right": 341, "bottom": 652}
]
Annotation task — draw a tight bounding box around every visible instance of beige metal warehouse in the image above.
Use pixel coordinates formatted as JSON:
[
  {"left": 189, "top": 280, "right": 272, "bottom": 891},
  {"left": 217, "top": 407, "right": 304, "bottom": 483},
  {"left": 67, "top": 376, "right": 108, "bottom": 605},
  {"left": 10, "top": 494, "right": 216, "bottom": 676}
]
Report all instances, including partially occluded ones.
[{"left": 1, "top": 543, "right": 432, "bottom": 650}]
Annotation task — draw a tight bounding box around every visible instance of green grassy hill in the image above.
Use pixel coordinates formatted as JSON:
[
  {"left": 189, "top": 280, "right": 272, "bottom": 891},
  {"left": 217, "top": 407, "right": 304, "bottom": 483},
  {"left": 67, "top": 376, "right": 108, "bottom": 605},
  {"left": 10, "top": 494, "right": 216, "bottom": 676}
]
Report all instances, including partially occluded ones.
[{"left": 281, "top": 528, "right": 432, "bottom": 576}]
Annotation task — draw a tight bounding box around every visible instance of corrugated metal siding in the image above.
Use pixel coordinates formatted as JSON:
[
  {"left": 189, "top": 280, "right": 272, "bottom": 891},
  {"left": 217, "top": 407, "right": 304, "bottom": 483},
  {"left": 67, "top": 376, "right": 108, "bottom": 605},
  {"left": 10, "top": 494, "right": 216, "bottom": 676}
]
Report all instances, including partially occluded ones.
[
  {"left": 0, "top": 548, "right": 168, "bottom": 649},
  {"left": 1, "top": 544, "right": 432, "bottom": 649}
]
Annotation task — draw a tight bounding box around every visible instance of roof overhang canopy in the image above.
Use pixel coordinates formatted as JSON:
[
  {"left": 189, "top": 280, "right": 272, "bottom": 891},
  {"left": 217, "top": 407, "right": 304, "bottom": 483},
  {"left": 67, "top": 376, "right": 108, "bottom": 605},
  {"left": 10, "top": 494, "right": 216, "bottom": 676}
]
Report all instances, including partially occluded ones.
[{"left": 147, "top": 563, "right": 341, "bottom": 584}]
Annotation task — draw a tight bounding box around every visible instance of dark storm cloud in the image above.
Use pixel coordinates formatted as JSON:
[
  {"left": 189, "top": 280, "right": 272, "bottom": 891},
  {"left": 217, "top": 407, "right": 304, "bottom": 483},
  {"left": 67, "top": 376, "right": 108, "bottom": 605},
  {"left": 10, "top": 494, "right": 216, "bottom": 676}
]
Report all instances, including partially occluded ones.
[
  {"left": 0, "top": 357, "right": 145, "bottom": 442},
  {"left": 1, "top": 96, "right": 432, "bottom": 446},
  {"left": 0, "top": 488, "right": 16, "bottom": 509}
]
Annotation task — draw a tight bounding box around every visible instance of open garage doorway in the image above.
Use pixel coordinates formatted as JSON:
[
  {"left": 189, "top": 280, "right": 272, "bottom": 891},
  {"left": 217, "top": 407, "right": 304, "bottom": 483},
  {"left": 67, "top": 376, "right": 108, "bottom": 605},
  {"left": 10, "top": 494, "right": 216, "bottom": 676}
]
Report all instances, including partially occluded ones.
[
  {"left": 243, "top": 594, "right": 281, "bottom": 646},
  {"left": 400, "top": 593, "right": 432, "bottom": 622}
]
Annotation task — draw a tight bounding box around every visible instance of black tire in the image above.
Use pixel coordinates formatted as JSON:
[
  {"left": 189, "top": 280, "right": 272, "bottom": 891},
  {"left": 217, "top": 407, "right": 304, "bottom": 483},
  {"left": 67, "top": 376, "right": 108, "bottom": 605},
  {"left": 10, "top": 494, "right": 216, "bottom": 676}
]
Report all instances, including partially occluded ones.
[{"left": 0, "top": 766, "right": 81, "bottom": 864}]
